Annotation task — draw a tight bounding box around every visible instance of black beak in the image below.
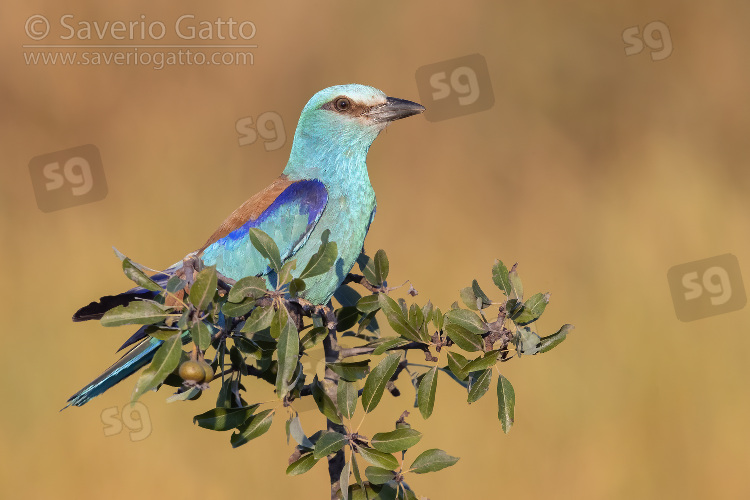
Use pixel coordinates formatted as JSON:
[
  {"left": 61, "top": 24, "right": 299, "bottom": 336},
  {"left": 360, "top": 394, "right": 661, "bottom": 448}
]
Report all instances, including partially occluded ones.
[{"left": 366, "top": 97, "right": 425, "bottom": 123}]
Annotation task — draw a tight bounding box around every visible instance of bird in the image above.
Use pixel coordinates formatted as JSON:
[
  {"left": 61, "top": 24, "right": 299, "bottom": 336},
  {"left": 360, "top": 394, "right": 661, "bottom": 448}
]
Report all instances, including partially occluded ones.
[{"left": 64, "top": 84, "right": 425, "bottom": 407}]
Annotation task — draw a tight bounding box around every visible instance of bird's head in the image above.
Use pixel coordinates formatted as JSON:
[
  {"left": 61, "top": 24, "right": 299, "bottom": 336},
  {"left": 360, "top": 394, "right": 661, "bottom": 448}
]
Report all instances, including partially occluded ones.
[{"left": 286, "top": 84, "right": 424, "bottom": 178}]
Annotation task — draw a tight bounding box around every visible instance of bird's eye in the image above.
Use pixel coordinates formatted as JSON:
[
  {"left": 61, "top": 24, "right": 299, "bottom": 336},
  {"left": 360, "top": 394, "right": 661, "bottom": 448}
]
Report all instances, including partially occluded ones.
[{"left": 334, "top": 97, "right": 351, "bottom": 112}]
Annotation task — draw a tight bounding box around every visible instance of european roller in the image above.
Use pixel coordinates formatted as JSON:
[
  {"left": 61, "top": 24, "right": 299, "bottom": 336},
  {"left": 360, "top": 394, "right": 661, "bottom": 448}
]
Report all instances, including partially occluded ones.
[{"left": 65, "top": 84, "right": 424, "bottom": 407}]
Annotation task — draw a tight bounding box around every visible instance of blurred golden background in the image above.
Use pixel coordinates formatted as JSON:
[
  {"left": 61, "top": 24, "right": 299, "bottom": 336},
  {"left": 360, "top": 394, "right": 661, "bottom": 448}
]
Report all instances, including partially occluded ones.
[{"left": 2, "top": 1, "right": 750, "bottom": 498}]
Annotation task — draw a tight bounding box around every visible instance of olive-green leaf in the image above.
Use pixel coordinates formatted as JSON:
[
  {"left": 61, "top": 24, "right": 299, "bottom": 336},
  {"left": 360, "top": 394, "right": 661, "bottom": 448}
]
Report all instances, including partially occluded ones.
[
  {"left": 467, "top": 368, "right": 492, "bottom": 403},
  {"left": 228, "top": 275, "right": 267, "bottom": 302},
  {"left": 336, "top": 306, "right": 362, "bottom": 332},
  {"left": 538, "top": 324, "right": 574, "bottom": 354},
  {"left": 373, "top": 249, "right": 389, "bottom": 284},
  {"left": 327, "top": 360, "right": 370, "bottom": 381},
  {"left": 193, "top": 405, "right": 259, "bottom": 431},
  {"left": 101, "top": 301, "right": 171, "bottom": 327},
  {"left": 508, "top": 265, "right": 523, "bottom": 301},
  {"left": 365, "top": 466, "right": 396, "bottom": 485},
  {"left": 338, "top": 380, "right": 358, "bottom": 419},
  {"left": 497, "top": 374, "right": 515, "bottom": 433},
  {"left": 122, "top": 258, "right": 162, "bottom": 292},
  {"left": 165, "top": 275, "right": 187, "bottom": 294},
  {"left": 241, "top": 305, "right": 274, "bottom": 334},
  {"left": 300, "top": 326, "right": 329, "bottom": 350},
  {"left": 248, "top": 227, "right": 282, "bottom": 273},
  {"left": 459, "top": 286, "right": 479, "bottom": 311},
  {"left": 472, "top": 280, "right": 492, "bottom": 309},
  {"left": 230, "top": 408, "right": 274, "bottom": 447},
  {"left": 189, "top": 265, "right": 217, "bottom": 311},
  {"left": 131, "top": 335, "right": 182, "bottom": 402},
  {"left": 446, "top": 351, "right": 470, "bottom": 380},
  {"left": 361, "top": 353, "right": 401, "bottom": 413},
  {"left": 377, "top": 294, "right": 422, "bottom": 342},
  {"left": 444, "top": 308, "right": 486, "bottom": 335},
  {"left": 312, "top": 375, "right": 342, "bottom": 425},
  {"left": 417, "top": 366, "right": 438, "bottom": 419},
  {"left": 370, "top": 428, "right": 422, "bottom": 453},
  {"left": 444, "top": 324, "right": 483, "bottom": 352},
  {"left": 464, "top": 350, "right": 500, "bottom": 373},
  {"left": 372, "top": 338, "right": 410, "bottom": 356},
  {"left": 300, "top": 231, "right": 338, "bottom": 280},
  {"left": 286, "top": 452, "right": 318, "bottom": 476},
  {"left": 492, "top": 259, "right": 511, "bottom": 296},
  {"left": 275, "top": 306, "right": 299, "bottom": 398},
  {"left": 221, "top": 297, "right": 255, "bottom": 318},
  {"left": 191, "top": 320, "right": 213, "bottom": 350},
  {"left": 356, "top": 446, "right": 399, "bottom": 470},
  {"left": 512, "top": 292, "right": 549, "bottom": 326},
  {"left": 356, "top": 294, "right": 381, "bottom": 314},
  {"left": 409, "top": 449, "right": 459, "bottom": 474},
  {"left": 277, "top": 259, "right": 296, "bottom": 287},
  {"left": 313, "top": 430, "right": 347, "bottom": 459},
  {"left": 340, "top": 460, "right": 351, "bottom": 500}
]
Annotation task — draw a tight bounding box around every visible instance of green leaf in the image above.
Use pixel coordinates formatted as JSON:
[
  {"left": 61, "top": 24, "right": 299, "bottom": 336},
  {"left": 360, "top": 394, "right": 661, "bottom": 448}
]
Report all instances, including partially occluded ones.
[
  {"left": 241, "top": 305, "right": 274, "bottom": 334},
  {"left": 459, "top": 286, "right": 479, "bottom": 311},
  {"left": 372, "top": 338, "right": 410, "bottom": 356},
  {"left": 288, "top": 415, "right": 314, "bottom": 448},
  {"left": 377, "top": 294, "right": 422, "bottom": 343},
  {"left": 467, "top": 368, "right": 492, "bottom": 403},
  {"left": 409, "top": 449, "right": 459, "bottom": 474},
  {"left": 356, "top": 446, "right": 399, "bottom": 470},
  {"left": 365, "top": 466, "right": 396, "bottom": 485},
  {"left": 313, "top": 430, "right": 347, "bottom": 459},
  {"left": 472, "top": 280, "right": 492, "bottom": 309},
  {"left": 312, "top": 375, "right": 342, "bottom": 425},
  {"left": 300, "top": 230, "right": 338, "bottom": 280},
  {"left": 230, "top": 408, "right": 274, "bottom": 447},
  {"left": 492, "top": 260, "right": 511, "bottom": 296},
  {"left": 336, "top": 306, "right": 362, "bottom": 332},
  {"left": 464, "top": 350, "right": 500, "bottom": 373},
  {"left": 361, "top": 353, "right": 401, "bottom": 413},
  {"left": 538, "top": 324, "right": 574, "bottom": 354},
  {"left": 131, "top": 335, "right": 182, "bottom": 402},
  {"left": 512, "top": 292, "right": 549, "bottom": 326},
  {"left": 446, "top": 351, "right": 470, "bottom": 380},
  {"left": 193, "top": 405, "right": 259, "bottom": 431},
  {"left": 277, "top": 259, "right": 296, "bottom": 287},
  {"left": 444, "top": 308, "right": 486, "bottom": 335},
  {"left": 122, "top": 258, "right": 162, "bottom": 292},
  {"left": 340, "top": 460, "right": 351, "bottom": 500},
  {"left": 144, "top": 326, "right": 180, "bottom": 341},
  {"left": 432, "top": 307, "right": 444, "bottom": 331},
  {"left": 356, "top": 294, "right": 381, "bottom": 314},
  {"left": 275, "top": 306, "right": 299, "bottom": 398},
  {"left": 189, "top": 265, "right": 218, "bottom": 311},
  {"left": 191, "top": 320, "right": 213, "bottom": 350},
  {"left": 516, "top": 326, "right": 541, "bottom": 355},
  {"left": 221, "top": 297, "right": 255, "bottom": 318},
  {"left": 248, "top": 227, "right": 282, "bottom": 273},
  {"left": 373, "top": 249, "right": 389, "bottom": 284},
  {"left": 165, "top": 275, "right": 187, "bottom": 294},
  {"left": 497, "top": 374, "right": 515, "bottom": 433},
  {"left": 417, "top": 366, "right": 438, "bottom": 419},
  {"left": 289, "top": 278, "right": 306, "bottom": 297},
  {"left": 300, "top": 326, "right": 329, "bottom": 350},
  {"left": 338, "top": 380, "right": 358, "bottom": 419},
  {"left": 228, "top": 275, "right": 267, "bottom": 302},
  {"left": 286, "top": 452, "right": 318, "bottom": 476},
  {"left": 444, "top": 324, "right": 483, "bottom": 352},
  {"left": 370, "top": 428, "right": 422, "bottom": 453},
  {"left": 508, "top": 265, "right": 523, "bottom": 301},
  {"left": 101, "top": 301, "right": 171, "bottom": 327},
  {"left": 327, "top": 360, "right": 370, "bottom": 381}
]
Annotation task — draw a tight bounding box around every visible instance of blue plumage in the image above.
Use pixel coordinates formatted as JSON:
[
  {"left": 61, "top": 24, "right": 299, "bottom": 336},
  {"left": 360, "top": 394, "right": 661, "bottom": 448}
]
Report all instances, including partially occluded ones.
[{"left": 65, "top": 84, "right": 424, "bottom": 408}]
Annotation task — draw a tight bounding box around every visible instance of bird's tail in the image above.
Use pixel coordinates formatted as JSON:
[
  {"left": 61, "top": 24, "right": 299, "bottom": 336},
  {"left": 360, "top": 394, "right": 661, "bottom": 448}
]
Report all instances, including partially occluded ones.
[{"left": 63, "top": 335, "right": 164, "bottom": 408}]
